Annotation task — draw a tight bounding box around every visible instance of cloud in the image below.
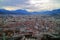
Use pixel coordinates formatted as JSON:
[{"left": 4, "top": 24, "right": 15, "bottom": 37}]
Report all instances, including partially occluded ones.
[
  {"left": 52, "top": 0, "right": 60, "bottom": 3},
  {"left": 0, "top": 0, "right": 60, "bottom": 11},
  {"left": 0, "top": 0, "right": 29, "bottom": 6},
  {"left": 25, "top": 0, "right": 60, "bottom": 11}
]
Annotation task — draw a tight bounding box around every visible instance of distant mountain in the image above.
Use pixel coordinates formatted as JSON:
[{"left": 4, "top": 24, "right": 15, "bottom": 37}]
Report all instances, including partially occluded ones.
[
  {"left": 0, "top": 9, "right": 60, "bottom": 16},
  {"left": 0, "top": 9, "right": 12, "bottom": 15},
  {"left": 0, "top": 9, "right": 31, "bottom": 15},
  {"left": 12, "top": 9, "right": 31, "bottom": 15},
  {"left": 51, "top": 9, "right": 60, "bottom": 16},
  {"left": 31, "top": 11, "right": 52, "bottom": 15},
  {"left": 50, "top": 9, "right": 60, "bottom": 18}
]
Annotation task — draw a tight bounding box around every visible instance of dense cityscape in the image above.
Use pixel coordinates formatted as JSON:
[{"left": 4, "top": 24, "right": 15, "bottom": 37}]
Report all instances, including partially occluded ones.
[
  {"left": 0, "top": 0, "right": 60, "bottom": 40},
  {"left": 0, "top": 15, "right": 59, "bottom": 40}
]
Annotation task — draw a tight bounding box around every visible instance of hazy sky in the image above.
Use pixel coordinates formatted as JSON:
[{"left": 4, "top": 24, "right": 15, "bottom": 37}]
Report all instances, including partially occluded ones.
[{"left": 0, "top": 0, "right": 60, "bottom": 11}]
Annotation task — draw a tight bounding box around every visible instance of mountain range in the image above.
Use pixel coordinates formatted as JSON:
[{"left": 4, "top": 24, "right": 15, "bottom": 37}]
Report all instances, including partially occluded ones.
[
  {"left": 0, "top": 9, "right": 60, "bottom": 16},
  {"left": 0, "top": 9, "right": 30, "bottom": 15}
]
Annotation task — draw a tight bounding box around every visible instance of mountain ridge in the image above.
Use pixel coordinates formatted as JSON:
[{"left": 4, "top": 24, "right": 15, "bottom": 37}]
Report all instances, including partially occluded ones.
[{"left": 0, "top": 9, "right": 60, "bottom": 16}]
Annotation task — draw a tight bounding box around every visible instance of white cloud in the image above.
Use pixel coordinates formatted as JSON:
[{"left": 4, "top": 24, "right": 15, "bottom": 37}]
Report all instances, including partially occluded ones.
[
  {"left": 0, "top": 0, "right": 60, "bottom": 11},
  {"left": 25, "top": 0, "right": 60, "bottom": 11}
]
